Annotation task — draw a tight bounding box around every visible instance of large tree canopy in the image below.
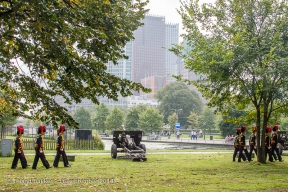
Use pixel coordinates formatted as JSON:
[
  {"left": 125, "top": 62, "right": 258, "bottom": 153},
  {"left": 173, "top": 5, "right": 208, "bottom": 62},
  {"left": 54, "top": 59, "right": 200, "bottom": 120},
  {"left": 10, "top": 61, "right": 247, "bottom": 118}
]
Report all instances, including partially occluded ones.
[
  {"left": 0, "top": 0, "right": 150, "bottom": 128},
  {"left": 175, "top": 0, "right": 288, "bottom": 162},
  {"left": 155, "top": 81, "right": 203, "bottom": 127}
]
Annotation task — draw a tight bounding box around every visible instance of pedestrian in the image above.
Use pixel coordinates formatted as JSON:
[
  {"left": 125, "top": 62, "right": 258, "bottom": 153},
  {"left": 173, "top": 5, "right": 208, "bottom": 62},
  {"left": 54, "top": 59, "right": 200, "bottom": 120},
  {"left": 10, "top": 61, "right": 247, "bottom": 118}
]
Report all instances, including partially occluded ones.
[
  {"left": 248, "top": 126, "right": 257, "bottom": 161},
  {"left": 167, "top": 131, "right": 171, "bottom": 139},
  {"left": 32, "top": 125, "right": 52, "bottom": 169},
  {"left": 11, "top": 125, "right": 28, "bottom": 169},
  {"left": 271, "top": 125, "right": 284, "bottom": 162},
  {"left": 195, "top": 131, "right": 198, "bottom": 140},
  {"left": 233, "top": 128, "right": 241, "bottom": 162},
  {"left": 190, "top": 130, "right": 193, "bottom": 140},
  {"left": 265, "top": 126, "right": 274, "bottom": 162},
  {"left": 53, "top": 125, "right": 71, "bottom": 168}
]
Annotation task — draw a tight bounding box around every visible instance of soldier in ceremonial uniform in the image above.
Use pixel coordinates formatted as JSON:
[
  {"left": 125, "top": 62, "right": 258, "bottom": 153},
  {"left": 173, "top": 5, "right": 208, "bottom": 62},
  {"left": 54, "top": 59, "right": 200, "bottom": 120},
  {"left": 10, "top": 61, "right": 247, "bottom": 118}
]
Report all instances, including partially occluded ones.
[
  {"left": 233, "top": 128, "right": 241, "bottom": 162},
  {"left": 32, "top": 125, "right": 52, "bottom": 169},
  {"left": 248, "top": 126, "right": 257, "bottom": 161},
  {"left": 271, "top": 125, "right": 284, "bottom": 162},
  {"left": 265, "top": 126, "right": 274, "bottom": 162},
  {"left": 53, "top": 125, "right": 71, "bottom": 168},
  {"left": 238, "top": 125, "right": 250, "bottom": 162},
  {"left": 11, "top": 125, "right": 28, "bottom": 169}
]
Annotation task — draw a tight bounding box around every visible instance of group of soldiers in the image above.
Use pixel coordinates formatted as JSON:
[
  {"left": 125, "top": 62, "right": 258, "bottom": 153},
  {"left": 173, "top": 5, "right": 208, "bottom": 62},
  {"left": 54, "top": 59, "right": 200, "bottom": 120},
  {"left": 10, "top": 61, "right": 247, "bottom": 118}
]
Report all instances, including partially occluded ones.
[
  {"left": 233, "top": 125, "right": 284, "bottom": 162},
  {"left": 11, "top": 125, "right": 71, "bottom": 169}
]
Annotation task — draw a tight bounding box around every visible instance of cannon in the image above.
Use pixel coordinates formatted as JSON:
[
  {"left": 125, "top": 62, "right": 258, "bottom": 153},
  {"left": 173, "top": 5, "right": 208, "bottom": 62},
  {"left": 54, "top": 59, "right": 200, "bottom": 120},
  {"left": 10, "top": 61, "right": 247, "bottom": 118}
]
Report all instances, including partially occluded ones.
[{"left": 111, "top": 130, "right": 147, "bottom": 161}]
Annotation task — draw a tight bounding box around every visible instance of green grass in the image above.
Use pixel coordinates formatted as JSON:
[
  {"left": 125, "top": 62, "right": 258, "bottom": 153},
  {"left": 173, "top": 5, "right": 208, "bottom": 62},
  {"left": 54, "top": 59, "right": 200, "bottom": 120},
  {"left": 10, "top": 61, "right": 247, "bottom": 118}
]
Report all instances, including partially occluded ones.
[{"left": 1, "top": 151, "right": 288, "bottom": 191}]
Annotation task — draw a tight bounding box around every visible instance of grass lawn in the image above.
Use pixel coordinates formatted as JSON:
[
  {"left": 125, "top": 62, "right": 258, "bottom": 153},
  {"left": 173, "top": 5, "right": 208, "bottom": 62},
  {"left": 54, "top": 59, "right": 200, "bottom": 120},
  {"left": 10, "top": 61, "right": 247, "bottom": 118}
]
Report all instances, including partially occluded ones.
[{"left": 1, "top": 150, "right": 288, "bottom": 191}]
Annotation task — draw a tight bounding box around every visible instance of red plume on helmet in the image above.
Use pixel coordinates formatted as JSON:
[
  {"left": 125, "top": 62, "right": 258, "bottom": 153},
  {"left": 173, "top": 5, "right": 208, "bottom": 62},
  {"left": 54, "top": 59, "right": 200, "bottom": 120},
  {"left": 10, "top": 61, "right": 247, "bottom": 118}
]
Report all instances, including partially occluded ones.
[
  {"left": 59, "top": 125, "right": 66, "bottom": 132},
  {"left": 252, "top": 126, "right": 257, "bottom": 132},
  {"left": 273, "top": 125, "right": 279, "bottom": 131},
  {"left": 266, "top": 126, "right": 272, "bottom": 133},
  {"left": 241, "top": 126, "right": 246, "bottom": 132},
  {"left": 236, "top": 128, "right": 241, "bottom": 134},
  {"left": 17, "top": 125, "right": 24, "bottom": 135},
  {"left": 38, "top": 125, "right": 46, "bottom": 134}
]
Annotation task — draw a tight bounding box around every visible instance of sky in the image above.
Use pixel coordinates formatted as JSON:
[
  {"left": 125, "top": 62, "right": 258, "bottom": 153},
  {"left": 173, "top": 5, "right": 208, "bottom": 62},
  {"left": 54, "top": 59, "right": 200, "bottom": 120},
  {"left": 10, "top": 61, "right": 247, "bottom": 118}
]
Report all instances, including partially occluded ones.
[{"left": 145, "top": 0, "right": 216, "bottom": 37}]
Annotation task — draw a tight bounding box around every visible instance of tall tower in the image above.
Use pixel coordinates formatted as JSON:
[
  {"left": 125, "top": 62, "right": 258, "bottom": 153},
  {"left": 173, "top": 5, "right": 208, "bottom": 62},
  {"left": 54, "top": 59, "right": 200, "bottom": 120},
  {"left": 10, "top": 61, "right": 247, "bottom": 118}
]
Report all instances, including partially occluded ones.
[
  {"left": 165, "top": 23, "right": 179, "bottom": 83},
  {"left": 106, "top": 41, "right": 132, "bottom": 80},
  {"left": 132, "top": 14, "right": 166, "bottom": 83}
]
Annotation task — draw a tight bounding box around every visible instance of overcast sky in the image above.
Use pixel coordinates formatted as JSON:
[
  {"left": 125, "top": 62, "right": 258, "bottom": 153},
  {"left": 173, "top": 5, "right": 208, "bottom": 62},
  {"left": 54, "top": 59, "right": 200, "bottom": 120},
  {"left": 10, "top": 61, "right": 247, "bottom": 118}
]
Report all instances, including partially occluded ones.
[{"left": 145, "top": 0, "right": 216, "bottom": 37}]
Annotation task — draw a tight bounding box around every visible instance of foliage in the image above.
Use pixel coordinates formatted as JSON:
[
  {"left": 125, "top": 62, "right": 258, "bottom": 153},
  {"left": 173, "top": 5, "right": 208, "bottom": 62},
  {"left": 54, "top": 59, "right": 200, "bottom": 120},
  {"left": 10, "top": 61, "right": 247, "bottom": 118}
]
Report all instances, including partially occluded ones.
[
  {"left": 187, "top": 111, "right": 198, "bottom": 129},
  {"left": 218, "top": 108, "right": 247, "bottom": 137},
  {"left": 73, "top": 107, "right": 92, "bottom": 129},
  {"left": 175, "top": 0, "right": 288, "bottom": 163},
  {"left": 167, "top": 113, "right": 177, "bottom": 132},
  {"left": 93, "top": 103, "right": 109, "bottom": 132},
  {"left": 138, "top": 106, "right": 164, "bottom": 133},
  {"left": 105, "top": 106, "right": 124, "bottom": 131},
  {"left": 125, "top": 104, "right": 149, "bottom": 130},
  {"left": 0, "top": 153, "right": 288, "bottom": 191},
  {"left": 93, "top": 134, "right": 105, "bottom": 150},
  {"left": 155, "top": 81, "right": 203, "bottom": 126},
  {"left": 0, "top": 0, "right": 150, "bottom": 129},
  {"left": 197, "top": 107, "right": 217, "bottom": 133}
]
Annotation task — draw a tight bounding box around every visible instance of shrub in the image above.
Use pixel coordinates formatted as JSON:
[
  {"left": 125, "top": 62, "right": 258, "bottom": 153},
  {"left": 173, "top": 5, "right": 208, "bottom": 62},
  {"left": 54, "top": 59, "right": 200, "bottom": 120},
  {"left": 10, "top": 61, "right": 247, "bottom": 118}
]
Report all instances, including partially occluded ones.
[{"left": 93, "top": 134, "right": 105, "bottom": 150}]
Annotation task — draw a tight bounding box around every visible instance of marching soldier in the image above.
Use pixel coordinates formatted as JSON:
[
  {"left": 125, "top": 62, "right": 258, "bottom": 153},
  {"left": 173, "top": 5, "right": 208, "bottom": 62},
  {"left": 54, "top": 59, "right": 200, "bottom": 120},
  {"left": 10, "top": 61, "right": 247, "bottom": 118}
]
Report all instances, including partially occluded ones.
[
  {"left": 11, "top": 125, "right": 28, "bottom": 169},
  {"left": 53, "top": 125, "right": 71, "bottom": 168},
  {"left": 271, "top": 125, "right": 284, "bottom": 162},
  {"left": 265, "top": 126, "right": 274, "bottom": 162},
  {"left": 32, "top": 125, "right": 52, "bottom": 169},
  {"left": 248, "top": 126, "right": 257, "bottom": 161},
  {"left": 238, "top": 125, "right": 249, "bottom": 162},
  {"left": 233, "top": 128, "right": 241, "bottom": 162}
]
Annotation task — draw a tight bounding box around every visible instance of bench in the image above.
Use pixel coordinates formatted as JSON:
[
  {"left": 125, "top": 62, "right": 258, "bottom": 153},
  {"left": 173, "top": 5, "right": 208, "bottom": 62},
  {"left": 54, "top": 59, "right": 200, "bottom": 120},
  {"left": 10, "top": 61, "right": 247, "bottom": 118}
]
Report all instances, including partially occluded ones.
[{"left": 59, "top": 155, "right": 76, "bottom": 161}]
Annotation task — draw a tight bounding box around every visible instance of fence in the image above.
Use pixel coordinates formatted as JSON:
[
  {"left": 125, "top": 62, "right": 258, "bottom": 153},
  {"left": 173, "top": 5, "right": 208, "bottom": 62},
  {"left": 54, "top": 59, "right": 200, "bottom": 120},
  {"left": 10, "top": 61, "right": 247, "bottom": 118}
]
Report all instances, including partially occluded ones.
[{"left": 19, "top": 139, "right": 95, "bottom": 150}]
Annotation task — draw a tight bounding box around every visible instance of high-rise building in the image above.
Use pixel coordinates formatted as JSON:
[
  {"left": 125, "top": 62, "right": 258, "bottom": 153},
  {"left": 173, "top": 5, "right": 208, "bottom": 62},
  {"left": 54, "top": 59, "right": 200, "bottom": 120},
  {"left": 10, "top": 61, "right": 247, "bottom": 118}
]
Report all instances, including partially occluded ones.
[
  {"left": 165, "top": 23, "right": 179, "bottom": 83},
  {"left": 106, "top": 41, "right": 132, "bottom": 80},
  {"left": 132, "top": 14, "right": 166, "bottom": 83}
]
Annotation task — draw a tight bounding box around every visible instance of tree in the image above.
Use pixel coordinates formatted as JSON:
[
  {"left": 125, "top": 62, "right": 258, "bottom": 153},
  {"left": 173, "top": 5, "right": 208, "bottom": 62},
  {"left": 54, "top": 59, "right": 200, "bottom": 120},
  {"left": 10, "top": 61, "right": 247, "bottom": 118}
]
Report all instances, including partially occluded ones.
[
  {"left": 187, "top": 111, "right": 198, "bottom": 129},
  {"left": 175, "top": 0, "right": 288, "bottom": 163},
  {"left": 0, "top": 0, "right": 150, "bottom": 129},
  {"left": 155, "top": 81, "right": 203, "bottom": 126},
  {"left": 125, "top": 104, "right": 149, "bottom": 130},
  {"left": 218, "top": 108, "right": 247, "bottom": 138},
  {"left": 105, "top": 107, "right": 124, "bottom": 131},
  {"left": 138, "top": 107, "right": 164, "bottom": 133},
  {"left": 167, "top": 113, "right": 177, "bottom": 132},
  {"left": 73, "top": 107, "right": 92, "bottom": 129},
  {"left": 0, "top": 97, "right": 17, "bottom": 138},
  {"left": 198, "top": 108, "right": 216, "bottom": 134},
  {"left": 93, "top": 103, "right": 109, "bottom": 132}
]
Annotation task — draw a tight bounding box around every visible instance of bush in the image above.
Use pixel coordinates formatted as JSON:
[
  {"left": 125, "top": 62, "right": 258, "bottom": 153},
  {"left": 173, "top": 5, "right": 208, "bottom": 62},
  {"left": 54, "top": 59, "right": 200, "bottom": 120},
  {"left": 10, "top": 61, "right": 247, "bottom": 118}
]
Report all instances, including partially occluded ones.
[{"left": 93, "top": 134, "right": 105, "bottom": 150}]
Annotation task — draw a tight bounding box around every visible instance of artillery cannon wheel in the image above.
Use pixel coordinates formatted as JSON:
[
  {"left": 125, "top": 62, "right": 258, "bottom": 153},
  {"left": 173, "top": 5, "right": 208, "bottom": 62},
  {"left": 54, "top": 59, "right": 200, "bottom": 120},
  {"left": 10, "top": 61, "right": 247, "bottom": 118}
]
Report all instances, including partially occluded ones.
[
  {"left": 139, "top": 144, "right": 146, "bottom": 152},
  {"left": 111, "top": 144, "right": 117, "bottom": 158}
]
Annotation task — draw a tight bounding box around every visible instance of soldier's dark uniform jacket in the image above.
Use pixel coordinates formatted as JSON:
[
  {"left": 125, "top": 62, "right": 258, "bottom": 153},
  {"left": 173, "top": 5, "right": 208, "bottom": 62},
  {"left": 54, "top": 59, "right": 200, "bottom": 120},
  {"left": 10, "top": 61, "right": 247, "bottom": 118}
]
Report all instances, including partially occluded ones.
[
  {"left": 249, "top": 133, "right": 256, "bottom": 147},
  {"left": 34, "top": 135, "right": 45, "bottom": 155}
]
